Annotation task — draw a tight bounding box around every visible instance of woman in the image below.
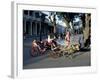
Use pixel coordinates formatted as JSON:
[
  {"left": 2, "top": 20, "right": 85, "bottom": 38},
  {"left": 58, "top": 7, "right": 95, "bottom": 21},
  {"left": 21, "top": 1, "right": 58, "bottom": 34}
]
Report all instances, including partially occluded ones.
[{"left": 65, "top": 31, "right": 70, "bottom": 48}]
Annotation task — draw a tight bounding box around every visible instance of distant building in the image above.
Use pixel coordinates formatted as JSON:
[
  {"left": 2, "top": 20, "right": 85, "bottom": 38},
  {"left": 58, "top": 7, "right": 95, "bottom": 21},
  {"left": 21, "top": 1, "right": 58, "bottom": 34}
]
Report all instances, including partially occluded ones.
[
  {"left": 56, "top": 24, "right": 66, "bottom": 34},
  {"left": 73, "top": 16, "right": 83, "bottom": 34},
  {"left": 23, "top": 10, "right": 53, "bottom": 40}
]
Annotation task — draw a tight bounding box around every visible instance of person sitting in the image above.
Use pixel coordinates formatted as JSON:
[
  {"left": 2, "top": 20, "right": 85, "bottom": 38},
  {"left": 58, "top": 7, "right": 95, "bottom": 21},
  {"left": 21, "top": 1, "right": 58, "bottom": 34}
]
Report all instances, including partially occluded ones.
[
  {"left": 31, "top": 40, "right": 46, "bottom": 57},
  {"left": 39, "top": 41, "right": 46, "bottom": 54},
  {"left": 46, "top": 35, "right": 53, "bottom": 50},
  {"left": 51, "top": 40, "right": 57, "bottom": 50},
  {"left": 31, "top": 40, "right": 40, "bottom": 56}
]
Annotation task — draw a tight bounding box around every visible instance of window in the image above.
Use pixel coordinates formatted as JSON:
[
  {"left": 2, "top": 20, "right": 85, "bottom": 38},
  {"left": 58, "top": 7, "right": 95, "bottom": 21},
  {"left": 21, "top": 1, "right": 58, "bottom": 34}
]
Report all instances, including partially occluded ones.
[
  {"left": 23, "top": 10, "right": 28, "bottom": 15},
  {"left": 29, "top": 11, "right": 33, "bottom": 16},
  {"left": 35, "top": 12, "right": 40, "bottom": 18},
  {"left": 32, "top": 22, "right": 36, "bottom": 35},
  {"left": 26, "top": 21, "right": 30, "bottom": 34},
  {"left": 37, "top": 23, "right": 40, "bottom": 35}
]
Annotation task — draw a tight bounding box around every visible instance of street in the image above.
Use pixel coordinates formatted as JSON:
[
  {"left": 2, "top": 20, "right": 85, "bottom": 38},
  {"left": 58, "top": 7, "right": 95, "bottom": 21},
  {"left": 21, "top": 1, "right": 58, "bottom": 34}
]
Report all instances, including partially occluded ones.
[
  {"left": 23, "top": 34, "right": 91, "bottom": 69},
  {"left": 23, "top": 51, "right": 90, "bottom": 69}
]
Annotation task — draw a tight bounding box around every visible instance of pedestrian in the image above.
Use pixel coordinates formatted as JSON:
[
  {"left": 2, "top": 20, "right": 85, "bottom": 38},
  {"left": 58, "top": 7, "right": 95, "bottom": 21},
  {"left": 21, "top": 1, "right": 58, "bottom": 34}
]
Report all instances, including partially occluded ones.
[
  {"left": 78, "top": 33, "right": 84, "bottom": 49},
  {"left": 65, "top": 31, "right": 70, "bottom": 48}
]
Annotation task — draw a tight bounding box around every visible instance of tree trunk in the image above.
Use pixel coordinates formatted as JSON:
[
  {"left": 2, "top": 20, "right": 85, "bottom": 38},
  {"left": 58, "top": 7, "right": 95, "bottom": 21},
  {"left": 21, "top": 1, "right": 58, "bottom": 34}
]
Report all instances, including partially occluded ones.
[
  {"left": 83, "top": 14, "right": 91, "bottom": 47},
  {"left": 64, "top": 18, "right": 70, "bottom": 28},
  {"left": 49, "top": 13, "right": 56, "bottom": 34},
  {"left": 53, "top": 24, "right": 56, "bottom": 34}
]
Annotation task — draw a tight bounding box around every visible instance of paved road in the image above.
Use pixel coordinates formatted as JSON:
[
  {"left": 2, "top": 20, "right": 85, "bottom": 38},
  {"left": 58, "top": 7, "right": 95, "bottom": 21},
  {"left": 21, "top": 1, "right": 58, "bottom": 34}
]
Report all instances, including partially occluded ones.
[
  {"left": 23, "top": 34, "right": 90, "bottom": 69},
  {"left": 23, "top": 51, "right": 90, "bottom": 69},
  {"left": 23, "top": 34, "right": 82, "bottom": 62}
]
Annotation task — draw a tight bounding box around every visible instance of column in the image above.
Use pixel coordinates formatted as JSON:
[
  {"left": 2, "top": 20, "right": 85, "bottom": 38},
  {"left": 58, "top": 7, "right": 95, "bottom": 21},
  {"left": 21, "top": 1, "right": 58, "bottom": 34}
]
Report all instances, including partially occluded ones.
[
  {"left": 35, "top": 22, "right": 37, "bottom": 36},
  {"left": 33, "top": 12, "right": 35, "bottom": 19},
  {"left": 28, "top": 11, "right": 30, "bottom": 16},
  {"left": 40, "top": 21, "right": 41, "bottom": 35},
  {"left": 24, "top": 20, "right": 26, "bottom": 33},
  {"left": 30, "top": 21, "right": 33, "bottom": 35},
  {"left": 32, "top": 22, "right": 34, "bottom": 35},
  {"left": 39, "top": 21, "right": 42, "bottom": 41}
]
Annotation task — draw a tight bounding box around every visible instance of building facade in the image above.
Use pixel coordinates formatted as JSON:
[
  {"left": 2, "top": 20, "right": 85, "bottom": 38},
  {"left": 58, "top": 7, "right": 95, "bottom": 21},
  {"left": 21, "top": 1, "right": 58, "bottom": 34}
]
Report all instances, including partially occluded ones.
[{"left": 23, "top": 10, "right": 53, "bottom": 41}]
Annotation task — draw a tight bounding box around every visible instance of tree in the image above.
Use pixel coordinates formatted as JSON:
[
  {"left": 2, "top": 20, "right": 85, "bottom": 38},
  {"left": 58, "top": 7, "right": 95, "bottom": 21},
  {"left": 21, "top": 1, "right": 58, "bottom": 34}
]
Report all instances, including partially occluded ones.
[
  {"left": 57, "top": 12, "right": 91, "bottom": 47},
  {"left": 57, "top": 12, "right": 71, "bottom": 30},
  {"left": 57, "top": 12, "right": 80, "bottom": 32},
  {"left": 83, "top": 13, "right": 91, "bottom": 47},
  {"left": 39, "top": 12, "right": 47, "bottom": 41},
  {"left": 49, "top": 12, "right": 57, "bottom": 34}
]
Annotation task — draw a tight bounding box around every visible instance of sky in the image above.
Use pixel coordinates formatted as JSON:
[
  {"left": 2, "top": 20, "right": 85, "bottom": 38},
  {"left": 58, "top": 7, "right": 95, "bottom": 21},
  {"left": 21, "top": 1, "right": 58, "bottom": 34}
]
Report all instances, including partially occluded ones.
[
  {"left": 42, "top": 11, "right": 67, "bottom": 27},
  {"left": 42, "top": 11, "right": 83, "bottom": 29}
]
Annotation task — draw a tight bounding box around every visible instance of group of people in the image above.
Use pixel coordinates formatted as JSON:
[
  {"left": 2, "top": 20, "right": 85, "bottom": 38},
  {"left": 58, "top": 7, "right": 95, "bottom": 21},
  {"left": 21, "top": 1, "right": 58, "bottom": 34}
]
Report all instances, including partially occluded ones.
[
  {"left": 31, "top": 30, "right": 88, "bottom": 57},
  {"left": 31, "top": 38, "right": 58, "bottom": 57},
  {"left": 31, "top": 40, "right": 46, "bottom": 57}
]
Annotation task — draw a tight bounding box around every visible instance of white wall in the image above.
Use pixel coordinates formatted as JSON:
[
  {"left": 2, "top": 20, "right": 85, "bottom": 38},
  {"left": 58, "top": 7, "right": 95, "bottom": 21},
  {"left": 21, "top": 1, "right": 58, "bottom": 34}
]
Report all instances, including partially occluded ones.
[{"left": 0, "top": 0, "right": 100, "bottom": 80}]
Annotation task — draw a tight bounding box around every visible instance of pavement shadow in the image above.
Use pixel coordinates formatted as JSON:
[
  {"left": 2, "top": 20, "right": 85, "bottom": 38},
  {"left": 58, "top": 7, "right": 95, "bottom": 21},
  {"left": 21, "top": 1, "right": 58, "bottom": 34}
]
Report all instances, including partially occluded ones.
[
  {"left": 72, "top": 49, "right": 90, "bottom": 58},
  {"left": 79, "top": 48, "right": 90, "bottom": 52},
  {"left": 23, "top": 51, "right": 50, "bottom": 67}
]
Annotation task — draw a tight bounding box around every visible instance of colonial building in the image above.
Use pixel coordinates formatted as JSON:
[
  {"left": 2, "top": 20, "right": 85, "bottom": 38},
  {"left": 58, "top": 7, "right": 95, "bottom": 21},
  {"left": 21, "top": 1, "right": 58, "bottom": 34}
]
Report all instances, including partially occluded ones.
[{"left": 23, "top": 10, "right": 53, "bottom": 41}]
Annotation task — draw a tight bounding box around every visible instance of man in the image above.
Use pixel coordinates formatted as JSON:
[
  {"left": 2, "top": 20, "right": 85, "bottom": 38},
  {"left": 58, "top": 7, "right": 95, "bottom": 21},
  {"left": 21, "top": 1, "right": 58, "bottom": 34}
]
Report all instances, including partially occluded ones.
[
  {"left": 31, "top": 40, "right": 46, "bottom": 57},
  {"left": 78, "top": 33, "right": 84, "bottom": 49}
]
